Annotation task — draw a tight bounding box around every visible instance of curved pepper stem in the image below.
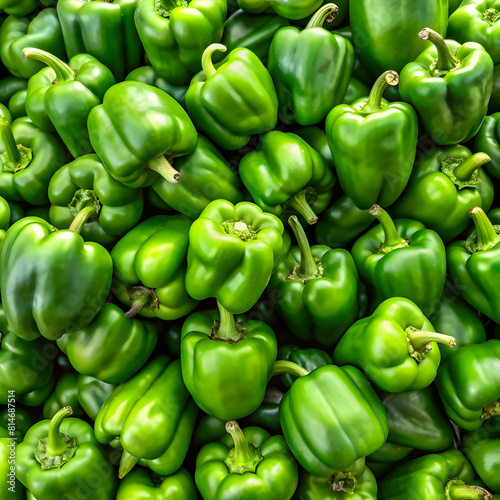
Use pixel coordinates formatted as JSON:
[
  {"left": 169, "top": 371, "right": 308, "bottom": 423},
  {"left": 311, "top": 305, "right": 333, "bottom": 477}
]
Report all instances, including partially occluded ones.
[
  {"left": 419, "top": 28, "right": 458, "bottom": 75},
  {"left": 118, "top": 450, "right": 140, "bottom": 479},
  {"left": 272, "top": 360, "right": 309, "bottom": 378},
  {"left": 202, "top": 44, "right": 227, "bottom": 79},
  {"left": 148, "top": 154, "right": 180, "bottom": 184},
  {"left": 211, "top": 301, "right": 245, "bottom": 343},
  {"left": 369, "top": 205, "right": 409, "bottom": 252},
  {"left": 47, "top": 407, "right": 73, "bottom": 456},
  {"left": 306, "top": 3, "right": 339, "bottom": 28},
  {"left": 22, "top": 47, "right": 75, "bottom": 83},
  {"left": 406, "top": 327, "right": 456, "bottom": 363},
  {"left": 124, "top": 285, "right": 159, "bottom": 318},
  {"left": 224, "top": 420, "right": 263, "bottom": 474},
  {"left": 288, "top": 215, "right": 319, "bottom": 278},
  {"left": 0, "top": 118, "right": 32, "bottom": 173},
  {"left": 446, "top": 480, "right": 492, "bottom": 500},
  {"left": 68, "top": 191, "right": 101, "bottom": 234},
  {"left": 288, "top": 188, "right": 318, "bottom": 225},
  {"left": 453, "top": 153, "right": 491, "bottom": 182},
  {"left": 155, "top": 0, "right": 188, "bottom": 17},
  {"left": 468, "top": 207, "right": 500, "bottom": 252},
  {"left": 361, "top": 71, "right": 398, "bottom": 114}
]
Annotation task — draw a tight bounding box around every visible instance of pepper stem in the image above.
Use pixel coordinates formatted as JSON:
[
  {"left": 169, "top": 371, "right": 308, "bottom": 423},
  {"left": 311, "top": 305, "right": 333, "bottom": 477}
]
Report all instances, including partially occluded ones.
[
  {"left": 288, "top": 215, "right": 319, "bottom": 278},
  {"left": 148, "top": 154, "right": 180, "bottom": 184},
  {"left": 155, "top": 0, "right": 188, "bottom": 17},
  {"left": 202, "top": 44, "right": 227, "bottom": 79},
  {"left": 481, "top": 399, "right": 500, "bottom": 420},
  {"left": 407, "top": 330, "right": 456, "bottom": 349},
  {"left": 454, "top": 153, "right": 491, "bottom": 181},
  {"left": 288, "top": 188, "right": 318, "bottom": 225},
  {"left": 447, "top": 481, "right": 492, "bottom": 500},
  {"left": 469, "top": 207, "right": 500, "bottom": 252},
  {"left": 0, "top": 118, "right": 32, "bottom": 173},
  {"left": 361, "top": 71, "right": 399, "bottom": 114},
  {"left": 118, "top": 450, "right": 139, "bottom": 479},
  {"left": 369, "top": 205, "right": 408, "bottom": 250},
  {"left": 46, "top": 406, "right": 73, "bottom": 456},
  {"left": 22, "top": 47, "right": 75, "bottom": 83},
  {"left": 124, "top": 286, "right": 159, "bottom": 318},
  {"left": 68, "top": 201, "right": 100, "bottom": 234},
  {"left": 306, "top": 3, "right": 339, "bottom": 28},
  {"left": 419, "top": 28, "right": 457, "bottom": 73},
  {"left": 224, "top": 421, "right": 263, "bottom": 474},
  {"left": 272, "top": 360, "right": 309, "bottom": 378},
  {"left": 330, "top": 472, "right": 357, "bottom": 494},
  {"left": 211, "top": 301, "right": 245, "bottom": 343}
]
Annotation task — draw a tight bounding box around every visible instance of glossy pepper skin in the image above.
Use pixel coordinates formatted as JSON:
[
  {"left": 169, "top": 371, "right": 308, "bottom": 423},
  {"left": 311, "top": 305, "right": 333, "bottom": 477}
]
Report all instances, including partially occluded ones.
[
  {"left": 111, "top": 215, "right": 198, "bottom": 321},
  {"left": 352, "top": 206, "right": 446, "bottom": 316},
  {"left": 88, "top": 81, "right": 198, "bottom": 189},
  {"left": 0, "top": 9, "right": 66, "bottom": 79},
  {"left": 117, "top": 468, "right": 198, "bottom": 500},
  {"left": 436, "top": 340, "right": 500, "bottom": 431},
  {"left": 135, "top": 0, "right": 226, "bottom": 85},
  {"left": 152, "top": 135, "right": 246, "bottom": 220},
  {"left": 240, "top": 132, "right": 335, "bottom": 225},
  {"left": 42, "top": 373, "right": 84, "bottom": 419},
  {"left": 268, "top": 216, "right": 358, "bottom": 347},
  {"left": 475, "top": 112, "right": 500, "bottom": 179},
  {"left": 392, "top": 147, "right": 494, "bottom": 242},
  {"left": 0, "top": 77, "right": 27, "bottom": 107},
  {"left": 447, "top": 207, "right": 500, "bottom": 323},
  {"left": 16, "top": 407, "right": 117, "bottom": 500},
  {"left": 268, "top": 4, "right": 354, "bottom": 125},
  {"left": 0, "top": 117, "right": 65, "bottom": 206},
  {"left": 8, "top": 89, "right": 27, "bottom": 121},
  {"left": 326, "top": 71, "right": 418, "bottom": 210},
  {"left": 57, "top": 0, "right": 143, "bottom": 81},
  {"left": 23, "top": 49, "right": 116, "bottom": 159},
  {"left": 76, "top": 375, "right": 115, "bottom": 422},
  {"left": 196, "top": 421, "right": 298, "bottom": 500},
  {"left": 186, "top": 200, "right": 285, "bottom": 314},
  {"left": 48, "top": 154, "right": 143, "bottom": 247},
  {"left": 180, "top": 304, "right": 277, "bottom": 420},
  {"left": 334, "top": 298, "right": 455, "bottom": 392},
  {"left": 349, "top": 0, "right": 448, "bottom": 77},
  {"left": 61, "top": 303, "right": 158, "bottom": 384},
  {"left": 400, "top": 28, "right": 494, "bottom": 145},
  {"left": 185, "top": 44, "right": 278, "bottom": 150}
]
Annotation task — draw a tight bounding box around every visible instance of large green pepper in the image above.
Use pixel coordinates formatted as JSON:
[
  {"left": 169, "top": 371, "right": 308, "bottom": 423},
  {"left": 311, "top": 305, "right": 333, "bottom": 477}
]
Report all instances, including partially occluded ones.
[
  {"left": 325, "top": 71, "right": 418, "bottom": 210},
  {"left": 111, "top": 215, "right": 198, "bottom": 321},
  {"left": 334, "top": 298, "right": 456, "bottom": 392},
  {"left": 195, "top": 421, "right": 298, "bottom": 500},
  {"left": 186, "top": 200, "right": 285, "bottom": 314},
  {"left": 0, "top": 215, "right": 113, "bottom": 341},
  {"left": 61, "top": 303, "right": 158, "bottom": 384},
  {"left": 349, "top": 0, "right": 448, "bottom": 77},
  {"left": 447, "top": 207, "right": 500, "bottom": 323},
  {"left": 436, "top": 339, "right": 500, "bottom": 431},
  {"left": 474, "top": 113, "right": 500, "bottom": 179},
  {"left": 117, "top": 468, "right": 198, "bottom": 500},
  {"left": 239, "top": 131, "right": 335, "bottom": 224},
  {"left": 57, "top": 0, "right": 143, "bottom": 80},
  {"left": 268, "top": 4, "right": 353, "bottom": 126},
  {"left": 351, "top": 206, "right": 446, "bottom": 316},
  {"left": 180, "top": 303, "right": 277, "bottom": 420},
  {"left": 400, "top": 28, "right": 494, "bottom": 145},
  {"left": 23, "top": 49, "right": 115, "bottom": 159},
  {"left": 88, "top": 81, "right": 198, "bottom": 189},
  {"left": 0, "top": 9, "right": 66, "bottom": 79},
  {"left": 135, "top": 0, "right": 226, "bottom": 85},
  {"left": 42, "top": 372, "right": 84, "bottom": 419},
  {"left": 48, "top": 154, "right": 143, "bottom": 246},
  {"left": 268, "top": 215, "right": 358, "bottom": 347},
  {"left": 0, "top": 117, "right": 65, "bottom": 206},
  {"left": 185, "top": 44, "right": 278, "bottom": 151},
  {"left": 0, "top": 0, "right": 37, "bottom": 17},
  {"left": 16, "top": 407, "right": 117, "bottom": 500},
  {"left": 76, "top": 375, "right": 115, "bottom": 421},
  {"left": 392, "top": 147, "right": 494, "bottom": 242},
  {"left": 151, "top": 135, "right": 246, "bottom": 220}
]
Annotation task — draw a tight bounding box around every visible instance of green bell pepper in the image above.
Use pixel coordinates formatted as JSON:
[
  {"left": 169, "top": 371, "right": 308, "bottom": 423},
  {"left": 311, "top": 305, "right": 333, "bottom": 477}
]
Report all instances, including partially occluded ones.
[
  {"left": 0, "top": 215, "right": 113, "bottom": 341},
  {"left": 185, "top": 199, "right": 285, "bottom": 314},
  {"left": 111, "top": 215, "right": 198, "bottom": 321},
  {"left": 0, "top": 77, "right": 27, "bottom": 106},
  {"left": 135, "top": 0, "right": 226, "bottom": 84},
  {"left": 195, "top": 420, "right": 298, "bottom": 500},
  {"left": 151, "top": 135, "right": 246, "bottom": 220},
  {"left": 268, "top": 4, "right": 353, "bottom": 125},
  {"left": 436, "top": 339, "right": 500, "bottom": 431},
  {"left": 16, "top": 407, "right": 117, "bottom": 500},
  {"left": 0, "top": 9, "right": 66, "bottom": 79},
  {"left": 0, "top": 0, "right": 37, "bottom": 17},
  {"left": 48, "top": 154, "right": 144, "bottom": 246},
  {"left": 325, "top": 71, "right": 418, "bottom": 209},
  {"left": 0, "top": 117, "right": 65, "bottom": 206},
  {"left": 57, "top": 0, "right": 143, "bottom": 81},
  {"left": 392, "top": 147, "right": 494, "bottom": 242},
  {"left": 334, "top": 298, "right": 456, "bottom": 392},
  {"left": 42, "top": 373, "right": 84, "bottom": 419},
  {"left": 185, "top": 44, "right": 278, "bottom": 151},
  {"left": 399, "top": 28, "right": 494, "bottom": 145},
  {"left": 349, "top": 0, "right": 448, "bottom": 77},
  {"left": 447, "top": 207, "right": 500, "bottom": 323},
  {"left": 23, "top": 49, "right": 116, "bottom": 159},
  {"left": 351, "top": 206, "right": 447, "bottom": 316},
  {"left": 474, "top": 112, "right": 500, "bottom": 179},
  {"left": 76, "top": 375, "right": 115, "bottom": 421},
  {"left": 61, "top": 303, "right": 158, "bottom": 384},
  {"left": 117, "top": 468, "right": 198, "bottom": 500},
  {"left": 268, "top": 215, "right": 359, "bottom": 347},
  {"left": 8, "top": 89, "right": 26, "bottom": 121},
  {"left": 88, "top": 81, "right": 198, "bottom": 189},
  {"left": 180, "top": 303, "right": 277, "bottom": 420},
  {"left": 239, "top": 131, "right": 335, "bottom": 224}
]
